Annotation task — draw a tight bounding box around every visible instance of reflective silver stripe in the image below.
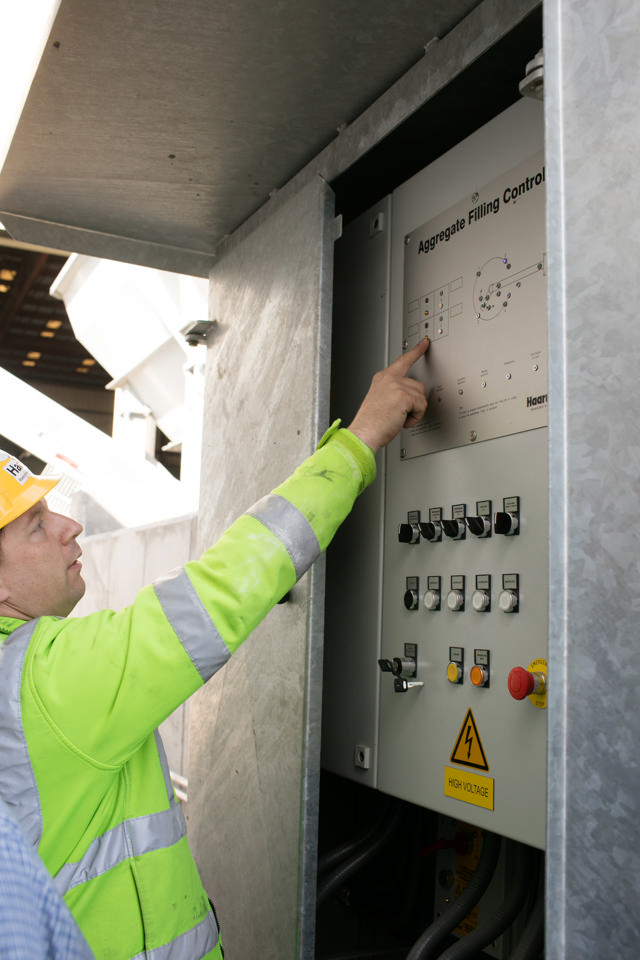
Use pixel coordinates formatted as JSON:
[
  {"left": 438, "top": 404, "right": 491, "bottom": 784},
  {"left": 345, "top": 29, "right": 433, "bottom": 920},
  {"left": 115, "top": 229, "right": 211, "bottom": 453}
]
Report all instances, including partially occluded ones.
[
  {"left": 0, "top": 620, "right": 42, "bottom": 846},
  {"left": 131, "top": 909, "right": 220, "bottom": 960},
  {"left": 153, "top": 568, "right": 230, "bottom": 682},
  {"left": 246, "top": 493, "right": 321, "bottom": 581},
  {"left": 154, "top": 728, "right": 175, "bottom": 798},
  {"left": 55, "top": 799, "right": 187, "bottom": 894}
]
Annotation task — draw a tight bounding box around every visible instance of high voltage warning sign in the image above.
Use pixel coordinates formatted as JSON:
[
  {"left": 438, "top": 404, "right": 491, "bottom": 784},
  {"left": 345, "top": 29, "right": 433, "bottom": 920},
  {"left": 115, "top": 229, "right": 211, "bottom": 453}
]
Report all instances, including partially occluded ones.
[
  {"left": 450, "top": 709, "right": 489, "bottom": 771},
  {"left": 445, "top": 709, "right": 494, "bottom": 811}
]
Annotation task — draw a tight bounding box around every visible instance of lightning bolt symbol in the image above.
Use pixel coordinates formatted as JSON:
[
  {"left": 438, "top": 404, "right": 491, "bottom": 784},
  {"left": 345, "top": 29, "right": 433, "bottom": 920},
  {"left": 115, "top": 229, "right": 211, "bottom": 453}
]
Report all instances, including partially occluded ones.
[{"left": 465, "top": 723, "right": 474, "bottom": 759}]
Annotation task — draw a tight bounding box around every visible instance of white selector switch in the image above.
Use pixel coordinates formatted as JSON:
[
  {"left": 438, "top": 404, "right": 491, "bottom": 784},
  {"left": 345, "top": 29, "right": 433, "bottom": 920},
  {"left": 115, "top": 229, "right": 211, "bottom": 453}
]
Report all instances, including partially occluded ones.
[
  {"left": 499, "top": 589, "right": 518, "bottom": 612},
  {"left": 447, "top": 589, "right": 465, "bottom": 612},
  {"left": 472, "top": 590, "right": 490, "bottom": 612},
  {"left": 423, "top": 589, "right": 440, "bottom": 611}
]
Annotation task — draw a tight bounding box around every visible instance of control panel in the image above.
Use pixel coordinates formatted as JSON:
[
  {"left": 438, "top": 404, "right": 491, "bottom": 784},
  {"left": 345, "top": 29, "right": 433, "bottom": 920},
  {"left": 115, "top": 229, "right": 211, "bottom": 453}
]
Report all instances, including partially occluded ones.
[{"left": 323, "top": 98, "right": 548, "bottom": 851}]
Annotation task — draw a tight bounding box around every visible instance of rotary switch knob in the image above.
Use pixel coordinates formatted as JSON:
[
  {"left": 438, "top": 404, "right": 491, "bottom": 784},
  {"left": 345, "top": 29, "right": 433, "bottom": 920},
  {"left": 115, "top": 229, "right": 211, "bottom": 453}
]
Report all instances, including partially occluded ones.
[
  {"left": 419, "top": 520, "right": 442, "bottom": 542},
  {"left": 398, "top": 522, "right": 420, "bottom": 544},
  {"left": 494, "top": 511, "right": 519, "bottom": 536},
  {"left": 446, "top": 589, "right": 464, "bottom": 612},
  {"left": 442, "top": 518, "right": 466, "bottom": 540},
  {"left": 423, "top": 589, "right": 441, "bottom": 611},
  {"left": 404, "top": 588, "right": 419, "bottom": 610},
  {"left": 471, "top": 590, "right": 490, "bottom": 612},
  {"left": 466, "top": 515, "right": 491, "bottom": 538},
  {"left": 499, "top": 589, "right": 518, "bottom": 613}
]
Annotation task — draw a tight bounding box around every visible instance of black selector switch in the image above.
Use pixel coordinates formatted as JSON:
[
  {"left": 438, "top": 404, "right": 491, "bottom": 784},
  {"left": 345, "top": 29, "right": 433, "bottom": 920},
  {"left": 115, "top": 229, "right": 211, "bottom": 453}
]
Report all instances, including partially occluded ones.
[
  {"left": 466, "top": 516, "right": 491, "bottom": 537},
  {"left": 419, "top": 520, "right": 442, "bottom": 542},
  {"left": 443, "top": 504, "right": 466, "bottom": 540},
  {"left": 494, "top": 496, "right": 520, "bottom": 536},
  {"left": 466, "top": 500, "right": 492, "bottom": 538},
  {"left": 398, "top": 509, "right": 421, "bottom": 544},
  {"left": 419, "top": 507, "right": 443, "bottom": 543},
  {"left": 398, "top": 523, "right": 419, "bottom": 543},
  {"left": 404, "top": 576, "right": 419, "bottom": 610}
]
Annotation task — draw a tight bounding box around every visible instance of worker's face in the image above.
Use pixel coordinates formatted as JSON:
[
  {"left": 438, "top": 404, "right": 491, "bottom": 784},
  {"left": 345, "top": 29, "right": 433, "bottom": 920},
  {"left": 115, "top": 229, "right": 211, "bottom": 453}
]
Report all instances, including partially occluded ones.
[{"left": 0, "top": 499, "right": 85, "bottom": 620}]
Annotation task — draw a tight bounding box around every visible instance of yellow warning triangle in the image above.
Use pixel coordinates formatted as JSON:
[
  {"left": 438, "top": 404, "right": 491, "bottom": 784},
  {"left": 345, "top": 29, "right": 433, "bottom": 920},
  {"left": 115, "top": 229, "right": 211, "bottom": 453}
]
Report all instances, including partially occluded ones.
[{"left": 450, "top": 708, "right": 489, "bottom": 771}]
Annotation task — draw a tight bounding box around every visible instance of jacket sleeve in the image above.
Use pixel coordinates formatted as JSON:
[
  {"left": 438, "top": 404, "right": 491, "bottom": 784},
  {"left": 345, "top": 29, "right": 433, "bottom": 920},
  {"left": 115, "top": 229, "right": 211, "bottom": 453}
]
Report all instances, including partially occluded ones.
[
  {"left": 154, "top": 423, "right": 376, "bottom": 669},
  {"left": 26, "top": 425, "right": 375, "bottom": 764}
]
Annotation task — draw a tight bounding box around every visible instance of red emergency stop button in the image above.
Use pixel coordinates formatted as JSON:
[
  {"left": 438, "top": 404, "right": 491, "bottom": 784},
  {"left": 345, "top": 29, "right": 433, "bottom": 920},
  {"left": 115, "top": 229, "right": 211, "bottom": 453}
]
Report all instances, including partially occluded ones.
[
  {"left": 508, "top": 666, "right": 534, "bottom": 699},
  {"left": 508, "top": 666, "right": 546, "bottom": 701}
]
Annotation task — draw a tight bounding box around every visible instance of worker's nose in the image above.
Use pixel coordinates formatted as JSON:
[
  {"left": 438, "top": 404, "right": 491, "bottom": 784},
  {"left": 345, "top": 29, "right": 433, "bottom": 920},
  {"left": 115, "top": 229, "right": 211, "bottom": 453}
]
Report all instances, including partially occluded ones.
[{"left": 54, "top": 511, "right": 84, "bottom": 542}]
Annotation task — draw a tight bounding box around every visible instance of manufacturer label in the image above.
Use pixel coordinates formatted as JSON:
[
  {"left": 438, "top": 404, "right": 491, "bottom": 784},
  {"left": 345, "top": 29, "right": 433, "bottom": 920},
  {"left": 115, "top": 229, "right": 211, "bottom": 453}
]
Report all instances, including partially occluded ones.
[{"left": 444, "top": 767, "right": 494, "bottom": 810}]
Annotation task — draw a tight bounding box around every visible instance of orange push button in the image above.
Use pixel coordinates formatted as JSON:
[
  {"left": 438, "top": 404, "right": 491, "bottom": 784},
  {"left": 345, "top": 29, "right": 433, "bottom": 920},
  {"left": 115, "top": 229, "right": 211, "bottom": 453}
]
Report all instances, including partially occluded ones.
[{"left": 470, "top": 664, "right": 489, "bottom": 687}]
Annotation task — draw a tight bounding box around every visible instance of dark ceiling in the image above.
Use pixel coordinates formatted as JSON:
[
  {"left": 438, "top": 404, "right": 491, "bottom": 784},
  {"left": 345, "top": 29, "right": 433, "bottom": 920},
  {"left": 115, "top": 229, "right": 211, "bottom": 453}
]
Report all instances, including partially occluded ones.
[{"left": 0, "top": 237, "right": 109, "bottom": 390}]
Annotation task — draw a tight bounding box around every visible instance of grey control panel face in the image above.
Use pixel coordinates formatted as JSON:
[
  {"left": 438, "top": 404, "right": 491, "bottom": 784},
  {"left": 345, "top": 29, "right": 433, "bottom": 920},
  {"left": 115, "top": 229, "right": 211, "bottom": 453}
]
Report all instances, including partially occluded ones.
[
  {"left": 323, "top": 100, "right": 548, "bottom": 852},
  {"left": 402, "top": 152, "right": 547, "bottom": 457}
]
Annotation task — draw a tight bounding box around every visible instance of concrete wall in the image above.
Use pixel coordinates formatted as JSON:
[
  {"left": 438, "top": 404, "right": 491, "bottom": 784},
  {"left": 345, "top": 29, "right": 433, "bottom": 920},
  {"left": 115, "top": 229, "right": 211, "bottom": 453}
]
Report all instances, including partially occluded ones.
[
  {"left": 544, "top": 0, "right": 640, "bottom": 956},
  {"left": 186, "top": 177, "right": 335, "bottom": 959}
]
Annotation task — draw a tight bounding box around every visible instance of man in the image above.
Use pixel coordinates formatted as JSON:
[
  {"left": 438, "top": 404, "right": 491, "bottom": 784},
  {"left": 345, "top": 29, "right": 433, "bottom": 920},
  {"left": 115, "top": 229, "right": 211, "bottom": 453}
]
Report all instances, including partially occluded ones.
[
  {"left": 0, "top": 338, "right": 429, "bottom": 960},
  {"left": 0, "top": 797, "right": 95, "bottom": 959}
]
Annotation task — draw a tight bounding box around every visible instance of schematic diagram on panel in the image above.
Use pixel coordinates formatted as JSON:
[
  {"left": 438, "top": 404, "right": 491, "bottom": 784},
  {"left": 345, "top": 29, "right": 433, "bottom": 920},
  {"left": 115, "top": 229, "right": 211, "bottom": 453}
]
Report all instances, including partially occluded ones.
[
  {"left": 473, "top": 253, "right": 545, "bottom": 324},
  {"left": 402, "top": 152, "right": 548, "bottom": 458}
]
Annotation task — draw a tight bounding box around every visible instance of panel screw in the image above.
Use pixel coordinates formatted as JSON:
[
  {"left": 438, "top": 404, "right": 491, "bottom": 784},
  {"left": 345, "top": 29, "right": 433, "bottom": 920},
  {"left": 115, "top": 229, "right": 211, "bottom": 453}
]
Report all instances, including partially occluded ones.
[{"left": 400, "top": 448, "right": 407, "bottom": 459}]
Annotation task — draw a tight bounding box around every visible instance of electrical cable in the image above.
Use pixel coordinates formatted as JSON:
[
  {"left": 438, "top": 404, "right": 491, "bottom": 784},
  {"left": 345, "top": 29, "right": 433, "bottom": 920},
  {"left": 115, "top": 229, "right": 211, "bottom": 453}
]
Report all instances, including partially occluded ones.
[
  {"left": 434, "top": 840, "right": 533, "bottom": 959},
  {"left": 317, "top": 796, "right": 393, "bottom": 876},
  {"left": 509, "top": 881, "right": 544, "bottom": 960},
  {"left": 322, "top": 949, "right": 408, "bottom": 960},
  {"left": 316, "top": 801, "right": 404, "bottom": 909},
  {"left": 404, "top": 830, "right": 501, "bottom": 960}
]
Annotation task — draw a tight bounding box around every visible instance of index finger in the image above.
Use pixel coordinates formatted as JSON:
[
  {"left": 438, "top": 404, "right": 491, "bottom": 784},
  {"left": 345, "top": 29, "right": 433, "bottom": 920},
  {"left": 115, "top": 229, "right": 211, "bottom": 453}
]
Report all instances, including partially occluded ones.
[{"left": 388, "top": 336, "right": 430, "bottom": 375}]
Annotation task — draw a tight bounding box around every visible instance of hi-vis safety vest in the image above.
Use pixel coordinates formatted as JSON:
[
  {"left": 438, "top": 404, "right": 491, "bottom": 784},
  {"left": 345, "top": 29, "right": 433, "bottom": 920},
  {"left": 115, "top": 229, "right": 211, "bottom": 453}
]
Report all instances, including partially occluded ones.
[{"left": 0, "top": 424, "right": 375, "bottom": 960}]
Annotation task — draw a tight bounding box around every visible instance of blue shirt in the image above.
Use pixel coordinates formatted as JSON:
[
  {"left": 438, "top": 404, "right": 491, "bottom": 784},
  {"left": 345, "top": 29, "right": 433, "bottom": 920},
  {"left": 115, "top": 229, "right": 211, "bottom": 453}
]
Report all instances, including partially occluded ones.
[{"left": 0, "top": 799, "right": 94, "bottom": 959}]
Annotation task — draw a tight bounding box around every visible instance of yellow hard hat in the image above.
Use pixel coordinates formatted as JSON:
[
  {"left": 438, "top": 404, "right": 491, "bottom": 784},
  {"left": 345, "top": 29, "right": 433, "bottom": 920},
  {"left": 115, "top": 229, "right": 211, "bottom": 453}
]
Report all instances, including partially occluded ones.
[{"left": 0, "top": 451, "right": 60, "bottom": 531}]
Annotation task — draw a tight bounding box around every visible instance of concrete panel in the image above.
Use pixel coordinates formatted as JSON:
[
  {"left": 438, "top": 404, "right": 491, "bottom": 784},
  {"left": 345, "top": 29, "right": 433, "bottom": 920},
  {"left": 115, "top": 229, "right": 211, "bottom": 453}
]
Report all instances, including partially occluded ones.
[
  {"left": 544, "top": 0, "right": 640, "bottom": 956},
  {"left": 187, "top": 177, "right": 335, "bottom": 959}
]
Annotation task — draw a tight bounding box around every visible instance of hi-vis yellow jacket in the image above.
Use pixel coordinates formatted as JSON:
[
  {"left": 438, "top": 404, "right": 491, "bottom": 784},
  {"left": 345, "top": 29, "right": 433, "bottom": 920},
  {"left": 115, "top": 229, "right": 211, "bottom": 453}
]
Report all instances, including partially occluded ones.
[{"left": 0, "top": 424, "right": 375, "bottom": 960}]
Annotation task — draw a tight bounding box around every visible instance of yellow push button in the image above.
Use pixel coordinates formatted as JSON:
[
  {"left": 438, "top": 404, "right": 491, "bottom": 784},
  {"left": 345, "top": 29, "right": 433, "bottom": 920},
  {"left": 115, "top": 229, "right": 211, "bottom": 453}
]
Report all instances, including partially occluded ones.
[{"left": 447, "top": 662, "right": 462, "bottom": 683}]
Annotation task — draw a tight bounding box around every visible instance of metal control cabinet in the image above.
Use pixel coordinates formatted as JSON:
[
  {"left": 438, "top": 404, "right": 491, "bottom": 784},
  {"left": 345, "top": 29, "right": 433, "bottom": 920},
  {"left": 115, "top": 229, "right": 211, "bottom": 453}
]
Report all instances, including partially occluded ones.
[{"left": 324, "top": 98, "right": 547, "bottom": 849}]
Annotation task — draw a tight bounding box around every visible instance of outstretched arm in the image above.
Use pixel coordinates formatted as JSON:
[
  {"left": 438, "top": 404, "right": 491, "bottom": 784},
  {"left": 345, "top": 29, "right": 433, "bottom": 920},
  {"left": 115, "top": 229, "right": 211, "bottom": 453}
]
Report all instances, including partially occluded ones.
[{"left": 347, "top": 337, "right": 430, "bottom": 453}]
